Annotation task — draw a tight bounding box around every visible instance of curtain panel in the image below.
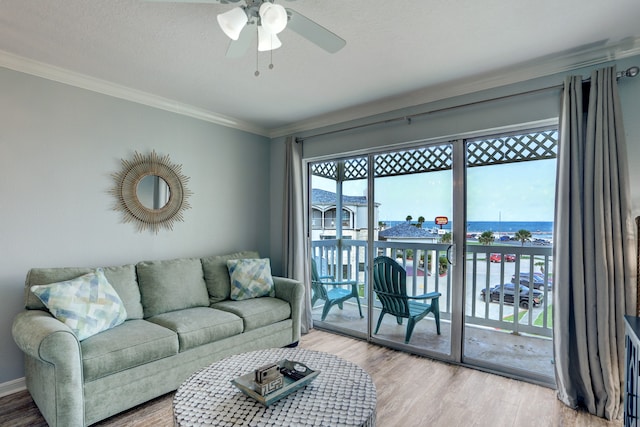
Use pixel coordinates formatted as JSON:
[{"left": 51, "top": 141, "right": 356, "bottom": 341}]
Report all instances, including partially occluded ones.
[
  {"left": 283, "top": 136, "right": 312, "bottom": 333},
  {"left": 553, "top": 66, "right": 637, "bottom": 420}
]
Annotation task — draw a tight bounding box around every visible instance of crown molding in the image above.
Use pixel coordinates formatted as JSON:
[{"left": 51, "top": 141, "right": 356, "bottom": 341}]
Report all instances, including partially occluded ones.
[
  {"left": 0, "top": 49, "right": 270, "bottom": 137},
  {"left": 270, "top": 36, "right": 640, "bottom": 139}
]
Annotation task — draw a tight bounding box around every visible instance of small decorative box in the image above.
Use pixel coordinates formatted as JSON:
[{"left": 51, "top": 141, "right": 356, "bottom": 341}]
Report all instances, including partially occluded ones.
[{"left": 255, "top": 374, "right": 284, "bottom": 396}]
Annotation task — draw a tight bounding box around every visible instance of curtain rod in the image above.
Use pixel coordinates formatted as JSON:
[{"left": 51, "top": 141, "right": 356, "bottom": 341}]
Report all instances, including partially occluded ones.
[{"left": 296, "top": 65, "right": 639, "bottom": 144}]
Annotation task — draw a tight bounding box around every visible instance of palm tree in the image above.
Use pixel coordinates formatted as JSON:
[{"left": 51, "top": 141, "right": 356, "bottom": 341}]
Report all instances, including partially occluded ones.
[
  {"left": 478, "top": 231, "right": 495, "bottom": 245},
  {"left": 438, "top": 256, "right": 449, "bottom": 276},
  {"left": 406, "top": 215, "right": 413, "bottom": 222},
  {"left": 514, "top": 229, "right": 532, "bottom": 246},
  {"left": 441, "top": 232, "right": 452, "bottom": 244},
  {"left": 417, "top": 216, "right": 425, "bottom": 228}
]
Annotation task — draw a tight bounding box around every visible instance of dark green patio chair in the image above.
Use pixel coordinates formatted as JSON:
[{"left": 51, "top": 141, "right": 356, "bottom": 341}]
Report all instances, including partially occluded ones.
[
  {"left": 372, "top": 256, "right": 441, "bottom": 343},
  {"left": 311, "top": 258, "right": 364, "bottom": 321}
]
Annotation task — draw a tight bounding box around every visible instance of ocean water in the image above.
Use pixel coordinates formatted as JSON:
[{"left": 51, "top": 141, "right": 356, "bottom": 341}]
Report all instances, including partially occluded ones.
[
  {"left": 382, "top": 220, "right": 553, "bottom": 238},
  {"left": 466, "top": 221, "right": 553, "bottom": 234}
]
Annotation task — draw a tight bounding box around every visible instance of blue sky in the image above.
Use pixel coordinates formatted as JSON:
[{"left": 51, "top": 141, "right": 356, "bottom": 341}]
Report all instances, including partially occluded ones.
[{"left": 313, "top": 158, "right": 556, "bottom": 222}]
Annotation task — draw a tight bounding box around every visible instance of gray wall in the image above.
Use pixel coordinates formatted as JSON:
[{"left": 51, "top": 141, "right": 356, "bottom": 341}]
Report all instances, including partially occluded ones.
[
  {"left": 0, "top": 68, "right": 271, "bottom": 383},
  {"left": 269, "top": 55, "right": 640, "bottom": 285}
]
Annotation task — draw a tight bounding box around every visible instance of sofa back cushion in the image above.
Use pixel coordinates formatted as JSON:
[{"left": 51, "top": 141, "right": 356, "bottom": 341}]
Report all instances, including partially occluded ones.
[
  {"left": 201, "top": 251, "right": 260, "bottom": 303},
  {"left": 137, "top": 257, "right": 209, "bottom": 317},
  {"left": 25, "top": 264, "right": 144, "bottom": 320}
]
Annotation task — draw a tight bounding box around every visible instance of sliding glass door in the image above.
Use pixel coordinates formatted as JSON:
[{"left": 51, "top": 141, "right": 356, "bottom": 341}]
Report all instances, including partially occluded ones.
[
  {"left": 309, "top": 156, "right": 369, "bottom": 339},
  {"left": 308, "top": 144, "right": 457, "bottom": 359},
  {"left": 307, "top": 125, "right": 557, "bottom": 385},
  {"left": 462, "top": 129, "right": 557, "bottom": 386},
  {"left": 370, "top": 142, "right": 455, "bottom": 359}
]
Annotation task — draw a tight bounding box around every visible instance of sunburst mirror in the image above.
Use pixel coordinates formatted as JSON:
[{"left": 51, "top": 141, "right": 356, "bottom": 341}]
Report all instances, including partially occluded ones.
[{"left": 111, "top": 151, "right": 192, "bottom": 233}]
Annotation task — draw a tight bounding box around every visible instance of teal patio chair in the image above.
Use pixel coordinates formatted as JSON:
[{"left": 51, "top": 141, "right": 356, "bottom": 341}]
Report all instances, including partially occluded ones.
[
  {"left": 372, "top": 256, "right": 441, "bottom": 343},
  {"left": 311, "top": 258, "right": 364, "bottom": 321}
]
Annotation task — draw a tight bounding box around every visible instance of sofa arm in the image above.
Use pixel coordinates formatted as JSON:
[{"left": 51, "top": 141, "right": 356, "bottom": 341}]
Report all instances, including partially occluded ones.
[
  {"left": 12, "top": 310, "right": 85, "bottom": 427},
  {"left": 273, "top": 277, "right": 304, "bottom": 343},
  {"left": 13, "top": 310, "right": 80, "bottom": 360}
]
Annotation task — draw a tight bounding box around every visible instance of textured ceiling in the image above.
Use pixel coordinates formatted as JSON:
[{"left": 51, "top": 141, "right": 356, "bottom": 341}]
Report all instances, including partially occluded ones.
[{"left": 1, "top": 0, "right": 640, "bottom": 136}]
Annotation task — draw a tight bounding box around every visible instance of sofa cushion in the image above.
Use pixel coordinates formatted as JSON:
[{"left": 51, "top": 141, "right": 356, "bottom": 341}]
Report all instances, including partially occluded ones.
[
  {"left": 30, "top": 269, "right": 128, "bottom": 341},
  {"left": 146, "top": 307, "right": 243, "bottom": 352},
  {"left": 25, "top": 264, "right": 144, "bottom": 320},
  {"left": 227, "top": 258, "right": 275, "bottom": 301},
  {"left": 136, "top": 258, "right": 209, "bottom": 318},
  {"left": 212, "top": 297, "right": 291, "bottom": 332},
  {"left": 81, "top": 319, "right": 178, "bottom": 382},
  {"left": 201, "top": 251, "right": 259, "bottom": 303}
]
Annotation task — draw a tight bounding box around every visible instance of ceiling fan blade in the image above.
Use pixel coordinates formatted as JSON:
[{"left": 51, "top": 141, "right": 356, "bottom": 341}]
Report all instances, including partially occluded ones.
[
  {"left": 285, "top": 8, "right": 346, "bottom": 53},
  {"left": 225, "top": 24, "right": 256, "bottom": 58}
]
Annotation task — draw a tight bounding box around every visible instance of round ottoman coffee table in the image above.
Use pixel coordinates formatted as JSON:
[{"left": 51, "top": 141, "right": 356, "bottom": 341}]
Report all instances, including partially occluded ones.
[{"left": 173, "top": 348, "right": 377, "bottom": 426}]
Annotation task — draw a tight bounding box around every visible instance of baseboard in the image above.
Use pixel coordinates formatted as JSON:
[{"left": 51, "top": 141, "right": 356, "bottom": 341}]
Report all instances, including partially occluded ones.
[{"left": 0, "top": 377, "right": 26, "bottom": 398}]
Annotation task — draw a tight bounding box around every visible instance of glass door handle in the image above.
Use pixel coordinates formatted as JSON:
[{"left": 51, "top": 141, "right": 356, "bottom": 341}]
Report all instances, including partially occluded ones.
[{"left": 446, "top": 244, "right": 456, "bottom": 266}]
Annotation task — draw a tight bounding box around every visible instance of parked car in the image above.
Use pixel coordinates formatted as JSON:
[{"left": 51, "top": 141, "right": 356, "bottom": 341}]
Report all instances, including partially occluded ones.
[
  {"left": 533, "top": 238, "right": 551, "bottom": 246},
  {"left": 511, "top": 272, "right": 553, "bottom": 290},
  {"left": 489, "top": 253, "right": 515, "bottom": 263},
  {"left": 480, "top": 283, "right": 543, "bottom": 309}
]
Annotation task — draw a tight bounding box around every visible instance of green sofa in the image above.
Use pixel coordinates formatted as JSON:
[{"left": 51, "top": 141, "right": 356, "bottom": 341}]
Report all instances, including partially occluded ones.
[{"left": 11, "top": 251, "right": 304, "bottom": 427}]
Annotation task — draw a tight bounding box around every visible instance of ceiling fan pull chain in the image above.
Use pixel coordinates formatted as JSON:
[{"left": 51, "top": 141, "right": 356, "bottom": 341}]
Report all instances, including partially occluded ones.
[
  {"left": 255, "top": 43, "right": 260, "bottom": 77},
  {"left": 269, "top": 46, "right": 274, "bottom": 70}
]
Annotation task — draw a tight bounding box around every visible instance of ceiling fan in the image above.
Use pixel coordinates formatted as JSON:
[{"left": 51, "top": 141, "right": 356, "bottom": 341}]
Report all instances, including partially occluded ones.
[{"left": 147, "top": 0, "right": 346, "bottom": 58}]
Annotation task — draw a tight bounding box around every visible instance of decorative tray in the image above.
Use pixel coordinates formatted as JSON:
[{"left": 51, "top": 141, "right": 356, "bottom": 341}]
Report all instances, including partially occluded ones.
[{"left": 231, "top": 359, "right": 319, "bottom": 406}]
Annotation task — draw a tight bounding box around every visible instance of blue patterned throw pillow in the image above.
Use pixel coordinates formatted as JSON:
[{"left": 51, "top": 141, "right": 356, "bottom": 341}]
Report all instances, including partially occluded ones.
[
  {"left": 30, "top": 268, "right": 127, "bottom": 341},
  {"left": 227, "top": 258, "right": 275, "bottom": 301}
]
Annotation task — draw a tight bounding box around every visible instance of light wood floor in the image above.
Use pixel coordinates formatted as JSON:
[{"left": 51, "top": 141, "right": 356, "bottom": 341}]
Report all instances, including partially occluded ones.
[{"left": 0, "top": 329, "right": 623, "bottom": 427}]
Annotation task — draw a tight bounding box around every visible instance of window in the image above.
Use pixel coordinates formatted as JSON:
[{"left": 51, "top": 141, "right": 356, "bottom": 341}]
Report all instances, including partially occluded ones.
[
  {"left": 324, "top": 209, "right": 336, "bottom": 228},
  {"left": 341, "top": 209, "right": 352, "bottom": 228},
  {"left": 312, "top": 208, "right": 323, "bottom": 229},
  {"left": 322, "top": 208, "right": 353, "bottom": 229}
]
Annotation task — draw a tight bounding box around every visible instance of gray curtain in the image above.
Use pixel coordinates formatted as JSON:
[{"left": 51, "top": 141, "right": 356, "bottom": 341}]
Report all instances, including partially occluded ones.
[
  {"left": 554, "top": 66, "right": 637, "bottom": 420},
  {"left": 283, "top": 136, "right": 312, "bottom": 333}
]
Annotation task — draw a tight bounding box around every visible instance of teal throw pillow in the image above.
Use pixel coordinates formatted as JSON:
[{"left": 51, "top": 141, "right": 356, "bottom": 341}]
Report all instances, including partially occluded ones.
[
  {"left": 227, "top": 258, "right": 275, "bottom": 301},
  {"left": 30, "top": 268, "right": 127, "bottom": 341}
]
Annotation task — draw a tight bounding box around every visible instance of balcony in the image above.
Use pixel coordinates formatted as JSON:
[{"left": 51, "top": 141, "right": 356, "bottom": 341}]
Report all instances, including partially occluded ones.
[{"left": 311, "top": 239, "right": 555, "bottom": 385}]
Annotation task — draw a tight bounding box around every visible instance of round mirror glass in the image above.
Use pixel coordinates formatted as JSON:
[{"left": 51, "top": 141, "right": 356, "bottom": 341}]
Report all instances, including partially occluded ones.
[{"left": 136, "top": 174, "right": 171, "bottom": 210}]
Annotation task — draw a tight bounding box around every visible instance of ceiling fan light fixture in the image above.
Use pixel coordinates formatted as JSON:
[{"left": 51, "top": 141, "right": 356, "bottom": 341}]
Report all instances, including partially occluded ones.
[
  {"left": 257, "top": 25, "right": 282, "bottom": 51},
  {"left": 259, "top": 2, "right": 287, "bottom": 34},
  {"left": 216, "top": 7, "right": 248, "bottom": 40}
]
